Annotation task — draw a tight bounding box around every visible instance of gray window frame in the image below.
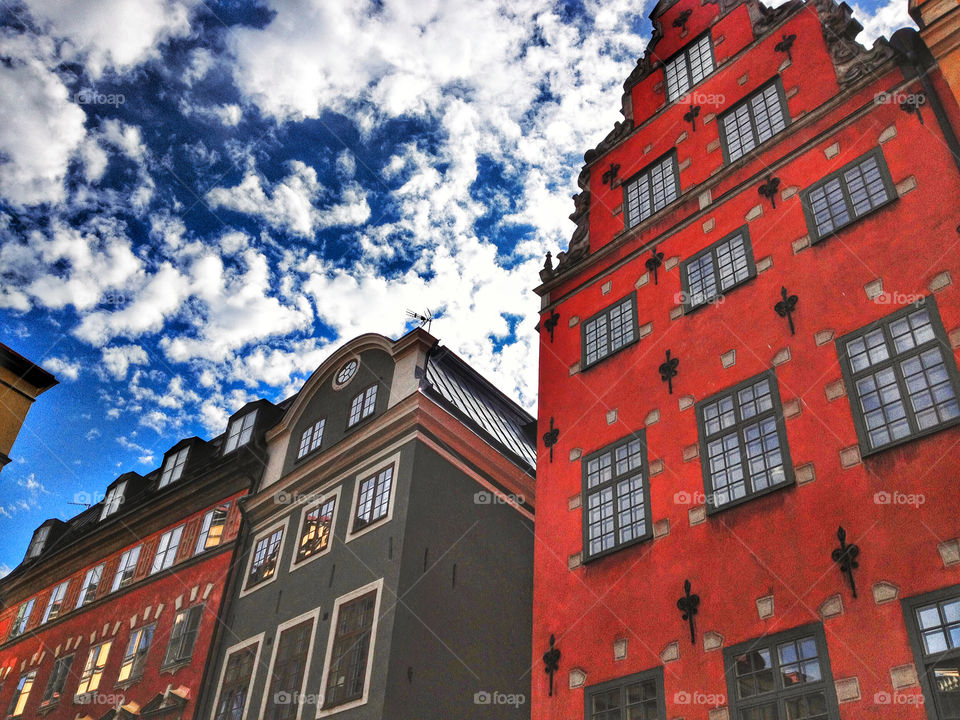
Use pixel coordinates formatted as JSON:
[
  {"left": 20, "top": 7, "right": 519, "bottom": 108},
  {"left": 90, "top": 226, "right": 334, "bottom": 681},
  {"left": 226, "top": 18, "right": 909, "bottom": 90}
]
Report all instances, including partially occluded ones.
[
  {"left": 679, "top": 225, "right": 756, "bottom": 313},
  {"left": 581, "top": 430, "right": 653, "bottom": 563},
  {"left": 580, "top": 291, "right": 640, "bottom": 370},
  {"left": 162, "top": 604, "right": 203, "bottom": 669},
  {"left": 584, "top": 667, "right": 665, "bottom": 720},
  {"left": 622, "top": 151, "right": 681, "bottom": 230},
  {"left": 663, "top": 31, "right": 715, "bottom": 103},
  {"left": 40, "top": 653, "right": 73, "bottom": 708},
  {"left": 902, "top": 583, "right": 960, "bottom": 720},
  {"left": 801, "top": 146, "right": 897, "bottom": 243},
  {"left": 696, "top": 370, "right": 795, "bottom": 515},
  {"left": 723, "top": 622, "right": 841, "bottom": 720},
  {"left": 718, "top": 76, "right": 790, "bottom": 164},
  {"left": 836, "top": 296, "right": 960, "bottom": 456}
]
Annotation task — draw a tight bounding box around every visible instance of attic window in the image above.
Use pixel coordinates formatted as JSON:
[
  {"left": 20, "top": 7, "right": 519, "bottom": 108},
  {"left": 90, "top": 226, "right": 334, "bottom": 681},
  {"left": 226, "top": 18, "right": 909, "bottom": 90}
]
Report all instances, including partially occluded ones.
[
  {"left": 297, "top": 419, "right": 326, "bottom": 459},
  {"left": 348, "top": 385, "right": 378, "bottom": 427},
  {"left": 26, "top": 526, "right": 50, "bottom": 559},
  {"left": 159, "top": 447, "right": 189, "bottom": 488},
  {"left": 224, "top": 410, "right": 258, "bottom": 454},
  {"left": 664, "top": 33, "right": 714, "bottom": 102},
  {"left": 100, "top": 481, "right": 126, "bottom": 520}
]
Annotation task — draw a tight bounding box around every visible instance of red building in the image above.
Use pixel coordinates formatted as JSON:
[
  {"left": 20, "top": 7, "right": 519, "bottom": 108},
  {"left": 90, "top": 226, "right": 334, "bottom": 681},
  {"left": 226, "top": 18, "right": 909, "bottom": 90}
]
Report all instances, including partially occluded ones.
[
  {"left": 0, "top": 399, "right": 282, "bottom": 720},
  {"left": 532, "top": 0, "right": 960, "bottom": 719}
]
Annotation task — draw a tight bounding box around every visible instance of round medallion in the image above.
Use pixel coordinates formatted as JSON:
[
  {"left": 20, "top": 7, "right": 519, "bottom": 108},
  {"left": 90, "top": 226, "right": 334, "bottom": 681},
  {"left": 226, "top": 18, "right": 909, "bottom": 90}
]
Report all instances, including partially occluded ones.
[{"left": 336, "top": 359, "right": 358, "bottom": 385}]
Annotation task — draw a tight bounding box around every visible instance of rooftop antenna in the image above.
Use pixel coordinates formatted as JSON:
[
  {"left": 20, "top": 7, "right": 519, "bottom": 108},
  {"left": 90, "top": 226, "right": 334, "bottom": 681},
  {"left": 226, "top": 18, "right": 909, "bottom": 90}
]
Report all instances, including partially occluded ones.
[
  {"left": 67, "top": 501, "right": 91, "bottom": 508},
  {"left": 405, "top": 308, "right": 433, "bottom": 333}
]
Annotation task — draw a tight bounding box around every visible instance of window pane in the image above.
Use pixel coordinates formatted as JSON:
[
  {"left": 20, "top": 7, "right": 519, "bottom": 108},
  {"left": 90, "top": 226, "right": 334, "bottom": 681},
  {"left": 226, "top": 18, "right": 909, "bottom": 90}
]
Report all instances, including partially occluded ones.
[
  {"left": 584, "top": 314, "right": 609, "bottom": 366},
  {"left": 665, "top": 54, "right": 690, "bottom": 101},
  {"left": 843, "top": 155, "right": 890, "bottom": 218},
  {"left": 688, "top": 35, "right": 714, "bottom": 84},
  {"left": 686, "top": 252, "right": 717, "bottom": 307},
  {"left": 723, "top": 104, "right": 754, "bottom": 161},
  {"left": 587, "top": 488, "right": 615, "bottom": 555},
  {"left": 716, "top": 233, "right": 751, "bottom": 291},
  {"left": 751, "top": 83, "right": 787, "bottom": 145},
  {"left": 624, "top": 157, "right": 677, "bottom": 228},
  {"left": 609, "top": 299, "right": 635, "bottom": 352}
]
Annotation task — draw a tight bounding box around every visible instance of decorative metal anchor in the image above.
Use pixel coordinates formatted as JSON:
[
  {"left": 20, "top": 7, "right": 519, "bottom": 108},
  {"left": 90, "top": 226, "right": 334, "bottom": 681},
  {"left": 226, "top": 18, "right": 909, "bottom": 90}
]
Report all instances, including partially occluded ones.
[
  {"left": 900, "top": 93, "right": 925, "bottom": 124},
  {"left": 673, "top": 8, "right": 692, "bottom": 32},
  {"left": 543, "top": 634, "right": 561, "bottom": 697},
  {"left": 538, "top": 310, "right": 559, "bottom": 342},
  {"left": 774, "top": 286, "right": 799, "bottom": 335},
  {"left": 758, "top": 175, "right": 781, "bottom": 208},
  {"left": 677, "top": 579, "right": 700, "bottom": 645},
  {"left": 646, "top": 246, "right": 664, "bottom": 284},
  {"left": 659, "top": 350, "right": 679, "bottom": 394},
  {"left": 542, "top": 417, "right": 560, "bottom": 463},
  {"left": 775, "top": 33, "right": 797, "bottom": 62},
  {"left": 602, "top": 163, "right": 621, "bottom": 189},
  {"left": 831, "top": 526, "right": 860, "bottom": 598},
  {"left": 684, "top": 105, "right": 701, "bottom": 132}
]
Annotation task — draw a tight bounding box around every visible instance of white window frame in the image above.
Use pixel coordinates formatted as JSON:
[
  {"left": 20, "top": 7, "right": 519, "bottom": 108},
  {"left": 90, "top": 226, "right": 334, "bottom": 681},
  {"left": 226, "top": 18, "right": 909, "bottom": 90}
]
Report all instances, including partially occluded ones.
[
  {"left": 100, "top": 481, "right": 126, "bottom": 520},
  {"left": 347, "top": 385, "right": 378, "bottom": 428},
  {"left": 257, "top": 608, "right": 321, "bottom": 720},
  {"left": 41, "top": 580, "right": 69, "bottom": 624},
  {"left": 224, "top": 410, "right": 258, "bottom": 454},
  {"left": 290, "top": 487, "right": 342, "bottom": 571},
  {"left": 317, "top": 578, "right": 384, "bottom": 717},
  {"left": 9, "top": 598, "right": 35, "bottom": 638},
  {"left": 117, "top": 623, "right": 154, "bottom": 684},
  {"left": 8, "top": 670, "right": 36, "bottom": 717},
  {"left": 111, "top": 545, "right": 142, "bottom": 592},
  {"left": 151, "top": 525, "right": 184, "bottom": 574},
  {"left": 346, "top": 452, "right": 400, "bottom": 543},
  {"left": 298, "top": 419, "right": 327, "bottom": 459},
  {"left": 159, "top": 447, "right": 189, "bottom": 488},
  {"left": 239, "top": 517, "right": 290, "bottom": 598},
  {"left": 195, "top": 504, "right": 230, "bottom": 555},
  {"left": 76, "top": 563, "right": 104, "bottom": 608},
  {"left": 75, "top": 641, "right": 111, "bottom": 698},
  {"left": 209, "top": 633, "right": 265, "bottom": 720},
  {"left": 26, "top": 526, "right": 49, "bottom": 559}
]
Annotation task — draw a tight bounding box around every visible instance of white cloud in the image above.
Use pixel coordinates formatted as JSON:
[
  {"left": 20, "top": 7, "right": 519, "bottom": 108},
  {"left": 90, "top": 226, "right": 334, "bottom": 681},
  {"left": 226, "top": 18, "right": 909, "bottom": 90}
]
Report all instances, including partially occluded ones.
[
  {"left": 852, "top": 0, "right": 915, "bottom": 43},
  {"left": 42, "top": 357, "right": 81, "bottom": 381},
  {"left": 101, "top": 345, "right": 150, "bottom": 380}
]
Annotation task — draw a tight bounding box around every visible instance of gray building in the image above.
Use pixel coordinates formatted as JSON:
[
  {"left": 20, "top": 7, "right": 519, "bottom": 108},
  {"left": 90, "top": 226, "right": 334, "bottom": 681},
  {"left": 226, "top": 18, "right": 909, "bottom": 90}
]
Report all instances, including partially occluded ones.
[{"left": 198, "top": 329, "right": 536, "bottom": 720}]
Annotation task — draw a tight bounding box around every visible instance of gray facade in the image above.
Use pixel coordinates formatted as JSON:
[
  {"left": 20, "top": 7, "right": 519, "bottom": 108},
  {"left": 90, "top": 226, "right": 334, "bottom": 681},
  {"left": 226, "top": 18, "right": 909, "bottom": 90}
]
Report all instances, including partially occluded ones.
[{"left": 198, "top": 330, "right": 535, "bottom": 720}]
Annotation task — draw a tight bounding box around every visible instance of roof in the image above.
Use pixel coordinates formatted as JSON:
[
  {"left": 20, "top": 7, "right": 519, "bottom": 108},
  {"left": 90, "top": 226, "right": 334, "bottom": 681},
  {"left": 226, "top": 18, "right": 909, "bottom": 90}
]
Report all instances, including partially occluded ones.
[
  {"left": 421, "top": 345, "right": 537, "bottom": 472},
  {"left": 0, "top": 343, "right": 58, "bottom": 392}
]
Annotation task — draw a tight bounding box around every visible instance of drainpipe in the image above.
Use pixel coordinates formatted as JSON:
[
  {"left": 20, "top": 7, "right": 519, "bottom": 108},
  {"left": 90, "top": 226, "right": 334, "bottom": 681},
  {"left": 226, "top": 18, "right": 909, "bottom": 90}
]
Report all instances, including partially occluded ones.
[{"left": 889, "top": 27, "right": 960, "bottom": 176}]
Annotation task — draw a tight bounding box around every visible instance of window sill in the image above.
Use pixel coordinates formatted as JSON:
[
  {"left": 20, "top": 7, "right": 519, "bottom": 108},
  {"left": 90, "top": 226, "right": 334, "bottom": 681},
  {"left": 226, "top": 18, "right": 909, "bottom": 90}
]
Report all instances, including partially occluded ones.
[
  {"left": 704, "top": 479, "right": 795, "bottom": 516},
  {"left": 581, "top": 532, "right": 654, "bottom": 565},
  {"left": 115, "top": 675, "right": 144, "bottom": 690},
  {"left": 808, "top": 196, "right": 897, "bottom": 245},
  {"left": 580, "top": 337, "right": 640, "bottom": 374},
  {"left": 160, "top": 660, "right": 191, "bottom": 675},
  {"left": 859, "top": 417, "right": 960, "bottom": 459}
]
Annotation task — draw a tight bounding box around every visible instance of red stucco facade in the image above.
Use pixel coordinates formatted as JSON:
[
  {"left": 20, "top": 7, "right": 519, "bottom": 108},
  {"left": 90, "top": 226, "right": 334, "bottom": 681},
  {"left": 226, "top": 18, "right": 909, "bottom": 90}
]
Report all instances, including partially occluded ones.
[{"left": 533, "top": 1, "right": 960, "bottom": 719}]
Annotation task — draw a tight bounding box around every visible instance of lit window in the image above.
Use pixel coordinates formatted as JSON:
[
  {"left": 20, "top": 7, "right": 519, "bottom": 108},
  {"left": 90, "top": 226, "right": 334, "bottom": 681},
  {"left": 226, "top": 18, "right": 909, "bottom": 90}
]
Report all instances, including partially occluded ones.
[
  {"left": 100, "top": 481, "right": 126, "bottom": 520},
  {"left": 297, "top": 495, "right": 337, "bottom": 563},
  {"left": 582, "top": 433, "right": 651, "bottom": 561},
  {"left": 163, "top": 605, "right": 203, "bottom": 668},
  {"left": 719, "top": 78, "right": 789, "bottom": 163},
  {"left": 76, "top": 641, "right": 111, "bottom": 697},
  {"left": 262, "top": 618, "right": 315, "bottom": 720},
  {"left": 214, "top": 642, "right": 259, "bottom": 720},
  {"left": 623, "top": 153, "right": 679, "bottom": 229},
  {"left": 8, "top": 599, "right": 34, "bottom": 639},
  {"left": 25, "top": 526, "right": 49, "bottom": 559},
  {"left": 8, "top": 670, "right": 36, "bottom": 717},
  {"left": 680, "top": 227, "right": 756, "bottom": 311},
  {"left": 41, "top": 654, "right": 73, "bottom": 708},
  {"left": 353, "top": 467, "right": 393, "bottom": 532},
  {"left": 224, "top": 410, "right": 258, "bottom": 454},
  {"left": 247, "top": 528, "right": 284, "bottom": 588},
  {"left": 582, "top": 294, "right": 638, "bottom": 369},
  {"left": 41, "top": 580, "right": 69, "bottom": 623},
  {"left": 903, "top": 585, "right": 960, "bottom": 717},
  {"left": 585, "top": 668, "right": 664, "bottom": 720},
  {"left": 118, "top": 624, "right": 154, "bottom": 683},
  {"left": 111, "top": 546, "right": 142, "bottom": 591},
  {"left": 664, "top": 33, "right": 714, "bottom": 101},
  {"left": 323, "top": 589, "right": 378, "bottom": 709},
  {"left": 348, "top": 385, "right": 378, "bottom": 427},
  {"left": 801, "top": 147, "right": 895, "bottom": 242},
  {"left": 837, "top": 297, "right": 960, "bottom": 453},
  {"left": 297, "top": 419, "right": 326, "bottom": 459},
  {"left": 76, "top": 564, "right": 104, "bottom": 608},
  {"left": 159, "top": 447, "right": 189, "bottom": 488},
  {"left": 151, "top": 525, "right": 184, "bottom": 574},
  {"left": 697, "top": 372, "right": 794, "bottom": 511},
  {"left": 196, "top": 505, "right": 229, "bottom": 554}
]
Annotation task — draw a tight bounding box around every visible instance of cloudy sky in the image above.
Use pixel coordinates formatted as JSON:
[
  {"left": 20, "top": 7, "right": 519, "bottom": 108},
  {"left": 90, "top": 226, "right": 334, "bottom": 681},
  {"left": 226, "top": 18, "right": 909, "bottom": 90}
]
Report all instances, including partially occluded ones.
[{"left": 0, "top": 0, "right": 910, "bottom": 574}]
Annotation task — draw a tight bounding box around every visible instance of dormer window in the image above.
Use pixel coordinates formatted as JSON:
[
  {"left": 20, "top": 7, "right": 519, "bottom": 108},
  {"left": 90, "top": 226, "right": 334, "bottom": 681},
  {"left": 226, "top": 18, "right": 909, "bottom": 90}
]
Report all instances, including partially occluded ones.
[
  {"left": 100, "top": 481, "right": 126, "bottom": 520},
  {"left": 297, "top": 419, "right": 326, "bottom": 459},
  {"left": 159, "top": 448, "right": 189, "bottom": 488},
  {"left": 348, "top": 385, "right": 378, "bottom": 427},
  {"left": 224, "top": 410, "right": 258, "bottom": 454},
  {"left": 664, "top": 33, "right": 714, "bottom": 102},
  {"left": 25, "top": 526, "right": 50, "bottom": 559}
]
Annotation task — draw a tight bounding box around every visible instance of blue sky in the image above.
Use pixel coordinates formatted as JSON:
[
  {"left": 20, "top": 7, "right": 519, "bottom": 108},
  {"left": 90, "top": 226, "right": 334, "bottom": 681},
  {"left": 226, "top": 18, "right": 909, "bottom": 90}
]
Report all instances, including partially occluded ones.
[{"left": 0, "top": 0, "right": 909, "bottom": 574}]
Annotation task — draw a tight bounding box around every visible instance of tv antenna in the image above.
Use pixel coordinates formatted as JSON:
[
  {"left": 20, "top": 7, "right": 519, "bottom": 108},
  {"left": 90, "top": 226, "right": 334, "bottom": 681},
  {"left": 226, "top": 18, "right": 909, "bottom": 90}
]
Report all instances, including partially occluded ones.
[
  {"left": 406, "top": 308, "right": 433, "bottom": 332},
  {"left": 68, "top": 501, "right": 91, "bottom": 508}
]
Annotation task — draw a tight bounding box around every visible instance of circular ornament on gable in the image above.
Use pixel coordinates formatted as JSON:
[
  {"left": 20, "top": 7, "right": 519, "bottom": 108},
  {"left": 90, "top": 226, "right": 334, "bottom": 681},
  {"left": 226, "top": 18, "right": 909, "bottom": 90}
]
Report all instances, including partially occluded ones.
[{"left": 333, "top": 358, "right": 359, "bottom": 389}]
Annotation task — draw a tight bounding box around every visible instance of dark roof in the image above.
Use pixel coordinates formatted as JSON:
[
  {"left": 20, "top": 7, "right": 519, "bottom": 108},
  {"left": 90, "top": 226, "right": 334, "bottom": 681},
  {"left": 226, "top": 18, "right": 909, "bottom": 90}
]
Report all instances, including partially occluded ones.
[
  {"left": 0, "top": 343, "right": 58, "bottom": 392},
  {"left": 421, "top": 345, "right": 537, "bottom": 472}
]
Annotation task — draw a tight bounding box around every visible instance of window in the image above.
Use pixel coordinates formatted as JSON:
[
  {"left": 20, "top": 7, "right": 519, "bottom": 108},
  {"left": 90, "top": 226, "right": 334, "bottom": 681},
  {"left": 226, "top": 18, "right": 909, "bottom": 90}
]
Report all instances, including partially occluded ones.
[
  {"left": 76, "top": 563, "right": 104, "bottom": 607},
  {"left": 196, "top": 505, "right": 229, "bottom": 554},
  {"left": 584, "top": 668, "right": 665, "bottom": 720},
  {"left": 297, "top": 419, "right": 326, "bottom": 459},
  {"left": 225, "top": 410, "right": 258, "bottom": 453},
  {"left": 296, "top": 494, "right": 337, "bottom": 564},
  {"left": 903, "top": 585, "right": 960, "bottom": 719},
  {"left": 336, "top": 359, "right": 359, "bottom": 386},
  {"left": 76, "top": 641, "right": 111, "bottom": 697},
  {"left": 151, "top": 525, "right": 184, "bottom": 574},
  {"left": 25, "top": 525, "right": 49, "bottom": 559},
  {"left": 111, "top": 545, "right": 142, "bottom": 591},
  {"left": 837, "top": 297, "right": 960, "bottom": 454},
  {"left": 697, "top": 371, "right": 794, "bottom": 511},
  {"left": 8, "top": 599, "right": 34, "bottom": 639},
  {"left": 7, "top": 671, "right": 35, "bottom": 717},
  {"left": 801, "top": 147, "right": 896, "bottom": 242},
  {"left": 582, "top": 432, "right": 652, "bottom": 561},
  {"left": 323, "top": 587, "right": 379, "bottom": 710},
  {"left": 348, "top": 385, "right": 378, "bottom": 427},
  {"left": 623, "top": 153, "right": 679, "bottom": 229},
  {"left": 664, "top": 33, "right": 714, "bottom": 101},
  {"left": 679, "top": 227, "right": 756, "bottom": 311},
  {"left": 353, "top": 466, "right": 393, "bottom": 532},
  {"left": 100, "top": 481, "right": 126, "bottom": 519},
  {"left": 214, "top": 642, "right": 259, "bottom": 720},
  {"left": 246, "top": 527, "right": 284, "bottom": 588},
  {"left": 118, "top": 624, "right": 154, "bottom": 683},
  {"left": 582, "top": 293, "right": 639, "bottom": 369},
  {"left": 41, "top": 654, "right": 73, "bottom": 707},
  {"left": 719, "top": 78, "right": 789, "bottom": 163},
  {"left": 41, "top": 580, "right": 69, "bottom": 623},
  {"left": 163, "top": 605, "right": 203, "bottom": 668},
  {"left": 262, "top": 617, "right": 315, "bottom": 720},
  {"left": 159, "top": 447, "right": 189, "bottom": 488},
  {"left": 723, "top": 624, "right": 840, "bottom": 720}
]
